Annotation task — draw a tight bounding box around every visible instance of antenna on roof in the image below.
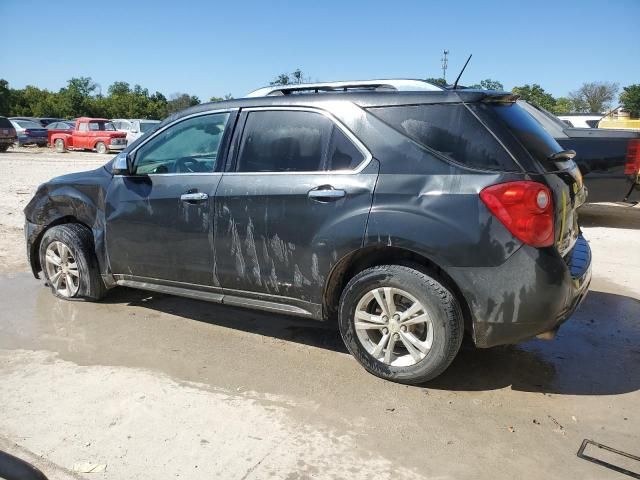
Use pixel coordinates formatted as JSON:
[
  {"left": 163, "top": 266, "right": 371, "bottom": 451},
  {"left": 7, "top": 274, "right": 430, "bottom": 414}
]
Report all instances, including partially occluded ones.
[{"left": 452, "top": 54, "right": 472, "bottom": 90}]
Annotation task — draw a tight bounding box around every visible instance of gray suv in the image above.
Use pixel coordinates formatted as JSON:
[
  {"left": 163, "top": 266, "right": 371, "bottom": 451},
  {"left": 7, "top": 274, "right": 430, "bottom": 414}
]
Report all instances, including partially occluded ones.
[{"left": 24, "top": 80, "right": 591, "bottom": 384}]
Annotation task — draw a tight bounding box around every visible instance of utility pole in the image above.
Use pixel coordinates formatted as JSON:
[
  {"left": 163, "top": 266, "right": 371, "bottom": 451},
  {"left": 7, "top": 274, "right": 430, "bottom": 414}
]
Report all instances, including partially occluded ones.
[{"left": 441, "top": 50, "right": 449, "bottom": 81}]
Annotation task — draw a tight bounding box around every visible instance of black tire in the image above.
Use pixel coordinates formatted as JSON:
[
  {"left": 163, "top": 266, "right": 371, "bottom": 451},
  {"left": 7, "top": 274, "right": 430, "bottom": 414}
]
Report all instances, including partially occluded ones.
[
  {"left": 338, "top": 265, "right": 463, "bottom": 384},
  {"left": 0, "top": 145, "right": 8, "bottom": 153},
  {"left": 54, "top": 139, "right": 66, "bottom": 153},
  {"left": 95, "top": 141, "right": 107, "bottom": 154},
  {"left": 38, "top": 224, "right": 107, "bottom": 301}
]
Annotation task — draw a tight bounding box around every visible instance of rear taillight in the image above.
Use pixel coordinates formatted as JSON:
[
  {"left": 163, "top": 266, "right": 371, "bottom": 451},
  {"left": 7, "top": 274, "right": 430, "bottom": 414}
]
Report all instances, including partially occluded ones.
[
  {"left": 624, "top": 139, "right": 640, "bottom": 175},
  {"left": 480, "top": 181, "right": 554, "bottom": 248},
  {"left": 24, "top": 129, "right": 31, "bottom": 135}
]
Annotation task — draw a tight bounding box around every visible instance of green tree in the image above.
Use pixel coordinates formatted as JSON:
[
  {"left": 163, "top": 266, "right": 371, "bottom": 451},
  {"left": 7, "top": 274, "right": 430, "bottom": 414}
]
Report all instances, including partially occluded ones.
[
  {"left": 620, "top": 84, "right": 640, "bottom": 118},
  {"left": 512, "top": 84, "right": 556, "bottom": 111},
  {"left": 57, "top": 77, "right": 98, "bottom": 117},
  {"left": 167, "top": 93, "right": 200, "bottom": 114},
  {"left": 469, "top": 79, "right": 504, "bottom": 90},
  {"left": 147, "top": 92, "right": 169, "bottom": 119},
  {"left": 0, "top": 79, "right": 11, "bottom": 116},
  {"left": 209, "top": 93, "right": 233, "bottom": 102},
  {"left": 270, "top": 69, "right": 307, "bottom": 86},
  {"left": 271, "top": 73, "right": 290, "bottom": 86},
  {"left": 569, "top": 81, "right": 618, "bottom": 113},
  {"left": 551, "top": 97, "right": 574, "bottom": 114},
  {"left": 426, "top": 77, "right": 447, "bottom": 87}
]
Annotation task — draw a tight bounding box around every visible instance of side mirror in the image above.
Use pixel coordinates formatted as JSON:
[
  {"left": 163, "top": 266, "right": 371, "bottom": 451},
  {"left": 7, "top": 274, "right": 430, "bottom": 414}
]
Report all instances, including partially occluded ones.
[{"left": 112, "top": 151, "right": 133, "bottom": 175}]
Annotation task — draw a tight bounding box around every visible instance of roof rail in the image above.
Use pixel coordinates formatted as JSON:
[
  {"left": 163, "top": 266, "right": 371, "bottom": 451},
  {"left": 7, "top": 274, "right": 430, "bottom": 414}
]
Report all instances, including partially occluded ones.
[{"left": 245, "top": 79, "right": 444, "bottom": 97}]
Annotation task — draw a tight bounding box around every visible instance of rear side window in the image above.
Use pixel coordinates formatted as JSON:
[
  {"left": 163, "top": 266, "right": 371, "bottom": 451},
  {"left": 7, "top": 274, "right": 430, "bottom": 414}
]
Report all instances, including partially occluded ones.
[
  {"left": 367, "top": 104, "right": 518, "bottom": 171},
  {"left": 0, "top": 117, "right": 12, "bottom": 128},
  {"left": 236, "top": 110, "right": 365, "bottom": 172},
  {"left": 469, "top": 102, "right": 565, "bottom": 172}
]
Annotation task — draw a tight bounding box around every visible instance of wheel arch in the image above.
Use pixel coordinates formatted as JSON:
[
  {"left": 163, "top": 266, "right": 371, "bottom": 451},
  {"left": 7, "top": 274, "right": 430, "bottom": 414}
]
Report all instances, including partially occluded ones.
[
  {"left": 322, "top": 245, "right": 473, "bottom": 334},
  {"left": 29, "top": 216, "right": 92, "bottom": 276}
]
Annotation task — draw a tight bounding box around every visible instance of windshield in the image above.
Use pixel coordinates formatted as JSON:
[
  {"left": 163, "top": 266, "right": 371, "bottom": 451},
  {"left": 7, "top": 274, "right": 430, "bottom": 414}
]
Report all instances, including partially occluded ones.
[{"left": 140, "top": 122, "right": 159, "bottom": 133}]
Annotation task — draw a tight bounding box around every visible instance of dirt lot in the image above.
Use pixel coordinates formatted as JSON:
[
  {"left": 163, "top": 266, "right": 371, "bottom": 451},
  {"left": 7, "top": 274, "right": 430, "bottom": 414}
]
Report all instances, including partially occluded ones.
[{"left": 0, "top": 146, "right": 639, "bottom": 479}]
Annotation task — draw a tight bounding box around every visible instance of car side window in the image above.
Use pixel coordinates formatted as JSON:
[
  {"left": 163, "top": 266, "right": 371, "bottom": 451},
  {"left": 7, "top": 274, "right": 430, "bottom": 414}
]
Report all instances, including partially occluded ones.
[
  {"left": 78, "top": 123, "right": 88, "bottom": 132},
  {"left": 133, "top": 113, "right": 230, "bottom": 175},
  {"left": 235, "top": 110, "right": 365, "bottom": 173}
]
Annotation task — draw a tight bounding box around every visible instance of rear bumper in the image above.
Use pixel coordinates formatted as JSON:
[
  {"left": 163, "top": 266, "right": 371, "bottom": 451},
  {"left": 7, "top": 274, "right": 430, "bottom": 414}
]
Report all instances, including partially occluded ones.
[
  {"left": 448, "top": 235, "right": 592, "bottom": 348},
  {"left": 0, "top": 137, "right": 16, "bottom": 145},
  {"left": 18, "top": 136, "right": 47, "bottom": 146}
]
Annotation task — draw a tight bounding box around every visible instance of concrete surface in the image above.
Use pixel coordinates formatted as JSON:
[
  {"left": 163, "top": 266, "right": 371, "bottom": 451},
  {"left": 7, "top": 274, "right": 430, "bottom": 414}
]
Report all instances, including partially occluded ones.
[{"left": 0, "top": 147, "right": 639, "bottom": 479}]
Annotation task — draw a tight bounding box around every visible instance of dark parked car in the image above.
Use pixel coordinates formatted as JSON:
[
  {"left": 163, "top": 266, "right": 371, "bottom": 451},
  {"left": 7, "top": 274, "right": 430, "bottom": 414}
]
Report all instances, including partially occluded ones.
[
  {"left": 46, "top": 120, "right": 75, "bottom": 145},
  {"left": 518, "top": 101, "right": 640, "bottom": 203},
  {"left": 10, "top": 117, "right": 64, "bottom": 127},
  {"left": 9, "top": 119, "right": 48, "bottom": 147},
  {"left": 0, "top": 116, "right": 17, "bottom": 152},
  {"left": 24, "top": 80, "right": 591, "bottom": 384},
  {"left": 36, "top": 117, "right": 65, "bottom": 127}
]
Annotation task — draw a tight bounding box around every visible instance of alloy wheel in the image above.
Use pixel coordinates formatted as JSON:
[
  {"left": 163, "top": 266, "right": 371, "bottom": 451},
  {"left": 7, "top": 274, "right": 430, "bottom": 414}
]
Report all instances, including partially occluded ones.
[
  {"left": 44, "top": 241, "right": 80, "bottom": 297},
  {"left": 354, "top": 287, "right": 434, "bottom": 367}
]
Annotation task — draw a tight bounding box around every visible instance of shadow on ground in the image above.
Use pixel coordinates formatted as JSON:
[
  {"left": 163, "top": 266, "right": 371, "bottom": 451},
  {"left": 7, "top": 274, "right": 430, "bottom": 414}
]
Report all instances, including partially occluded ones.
[
  {"left": 579, "top": 203, "right": 640, "bottom": 229},
  {"left": 102, "top": 287, "right": 640, "bottom": 396}
]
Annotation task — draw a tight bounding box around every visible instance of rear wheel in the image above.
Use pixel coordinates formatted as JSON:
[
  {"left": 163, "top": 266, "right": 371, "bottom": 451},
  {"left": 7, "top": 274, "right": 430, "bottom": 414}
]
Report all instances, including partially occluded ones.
[
  {"left": 54, "top": 139, "right": 65, "bottom": 153},
  {"left": 0, "top": 145, "right": 8, "bottom": 153},
  {"left": 95, "top": 142, "right": 107, "bottom": 154},
  {"left": 39, "top": 224, "right": 106, "bottom": 301},
  {"left": 338, "top": 265, "right": 463, "bottom": 384}
]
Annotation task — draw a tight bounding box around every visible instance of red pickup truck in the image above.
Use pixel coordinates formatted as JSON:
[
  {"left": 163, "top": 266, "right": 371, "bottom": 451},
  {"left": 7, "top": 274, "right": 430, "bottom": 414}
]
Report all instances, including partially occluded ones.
[{"left": 50, "top": 117, "right": 127, "bottom": 154}]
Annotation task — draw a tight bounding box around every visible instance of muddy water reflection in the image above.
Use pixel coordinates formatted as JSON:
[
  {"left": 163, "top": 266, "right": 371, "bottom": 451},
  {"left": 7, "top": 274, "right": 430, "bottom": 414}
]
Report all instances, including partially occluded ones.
[{"left": 1, "top": 274, "right": 638, "bottom": 396}]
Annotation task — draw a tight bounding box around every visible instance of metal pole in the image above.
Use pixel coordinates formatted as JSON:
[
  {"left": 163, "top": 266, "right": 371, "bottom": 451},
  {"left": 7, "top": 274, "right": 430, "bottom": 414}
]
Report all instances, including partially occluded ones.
[{"left": 441, "top": 50, "right": 449, "bottom": 81}]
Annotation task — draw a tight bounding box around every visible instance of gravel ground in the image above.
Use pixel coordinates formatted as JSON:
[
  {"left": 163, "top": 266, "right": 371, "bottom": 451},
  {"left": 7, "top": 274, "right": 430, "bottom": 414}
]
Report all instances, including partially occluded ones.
[{"left": 0, "top": 146, "right": 638, "bottom": 479}]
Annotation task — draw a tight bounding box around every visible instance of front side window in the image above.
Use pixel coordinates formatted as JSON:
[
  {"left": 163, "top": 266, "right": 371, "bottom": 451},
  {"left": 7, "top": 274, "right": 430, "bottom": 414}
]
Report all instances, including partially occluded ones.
[
  {"left": 134, "top": 113, "right": 229, "bottom": 174},
  {"left": 78, "top": 123, "right": 88, "bottom": 132},
  {"left": 236, "top": 110, "right": 365, "bottom": 172}
]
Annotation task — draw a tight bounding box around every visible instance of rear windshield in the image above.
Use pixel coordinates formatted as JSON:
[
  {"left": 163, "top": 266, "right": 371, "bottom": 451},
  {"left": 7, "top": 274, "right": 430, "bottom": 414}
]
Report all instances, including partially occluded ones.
[
  {"left": 468, "top": 102, "right": 566, "bottom": 172},
  {"left": 367, "top": 103, "right": 519, "bottom": 171},
  {"left": 0, "top": 117, "right": 12, "bottom": 128},
  {"left": 15, "top": 120, "right": 42, "bottom": 129}
]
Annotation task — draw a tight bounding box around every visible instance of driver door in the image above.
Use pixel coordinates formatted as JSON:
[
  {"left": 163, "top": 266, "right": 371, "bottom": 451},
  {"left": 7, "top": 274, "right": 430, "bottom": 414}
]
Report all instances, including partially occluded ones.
[{"left": 105, "top": 111, "right": 233, "bottom": 286}]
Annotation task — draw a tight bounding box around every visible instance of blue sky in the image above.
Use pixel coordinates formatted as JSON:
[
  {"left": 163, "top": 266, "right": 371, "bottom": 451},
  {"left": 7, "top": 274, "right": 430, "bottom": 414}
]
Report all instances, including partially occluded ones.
[{"left": 1, "top": 0, "right": 638, "bottom": 100}]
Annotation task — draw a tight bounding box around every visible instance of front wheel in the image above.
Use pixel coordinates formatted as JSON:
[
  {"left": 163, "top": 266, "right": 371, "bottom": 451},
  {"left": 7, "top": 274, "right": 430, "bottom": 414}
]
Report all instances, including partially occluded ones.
[
  {"left": 39, "top": 224, "right": 106, "bottom": 301},
  {"left": 95, "top": 142, "right": 107, "bottom": 154},
  {"left": 54, "top": 139, "right": 66, "bottom": 153},
  {"left": 338, "top": 265, "right": 463, "bottom": 384}
]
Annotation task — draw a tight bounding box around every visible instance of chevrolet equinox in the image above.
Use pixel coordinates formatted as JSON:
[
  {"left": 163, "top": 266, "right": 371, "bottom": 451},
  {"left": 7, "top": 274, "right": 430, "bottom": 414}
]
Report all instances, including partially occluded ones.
[{"left": 24, "top": 80, "right": 592, "bottom": 384}]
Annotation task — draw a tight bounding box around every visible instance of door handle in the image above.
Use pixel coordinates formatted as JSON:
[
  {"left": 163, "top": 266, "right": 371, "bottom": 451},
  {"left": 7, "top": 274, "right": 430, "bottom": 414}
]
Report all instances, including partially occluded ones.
[
  {"left": 180, "top": 192, "right": 208, "bottom": 202},
  {"left": 308, "top": 187, "right": 346, "bottom": 202}
]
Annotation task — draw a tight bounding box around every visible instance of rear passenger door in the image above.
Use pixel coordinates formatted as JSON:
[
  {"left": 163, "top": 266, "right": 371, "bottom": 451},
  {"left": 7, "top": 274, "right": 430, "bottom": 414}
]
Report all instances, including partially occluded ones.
[{"left": 214, "top": 107, "right": 379, "bottom": 312}]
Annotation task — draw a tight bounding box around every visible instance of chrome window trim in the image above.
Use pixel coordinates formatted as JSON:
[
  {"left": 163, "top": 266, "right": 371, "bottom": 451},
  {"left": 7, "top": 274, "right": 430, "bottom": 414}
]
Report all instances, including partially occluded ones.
[
  {"left": 120, "top": 108, "right": 237, "bottom": 176},
  {"left": 226, "top": 106, "right": 373, "bottom": 176}
]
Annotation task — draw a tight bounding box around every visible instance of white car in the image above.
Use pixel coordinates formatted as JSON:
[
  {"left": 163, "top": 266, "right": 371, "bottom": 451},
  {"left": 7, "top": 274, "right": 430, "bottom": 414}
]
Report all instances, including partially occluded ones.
[
  {"left": 556, "top": 114, "right": 603, "bottom": 129},
  {"left": 111, "top": 119, "right": 160, "bottom": 144}
]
